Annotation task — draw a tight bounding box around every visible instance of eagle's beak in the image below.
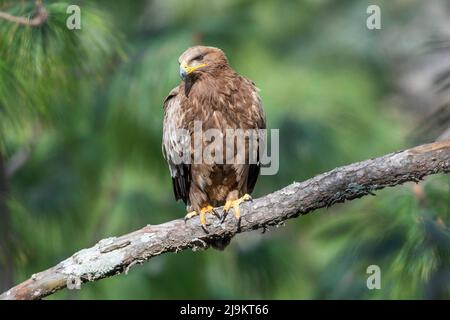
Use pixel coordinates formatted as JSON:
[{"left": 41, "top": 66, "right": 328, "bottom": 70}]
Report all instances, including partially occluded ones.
[
  {"left": 179, "top": 65, "right": 188, "bottom": 79},
  {"left": 180, "top": 62, "right": 206, "bottom": 79}
]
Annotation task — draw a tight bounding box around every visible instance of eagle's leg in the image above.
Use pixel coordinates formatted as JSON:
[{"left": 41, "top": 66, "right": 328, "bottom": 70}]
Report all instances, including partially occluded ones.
[
  {"left": 185, "top": 205, "right": 220, "bottom": 232},
  {"left": 222, "top": 193, "right": 252, "bottom": 223}
]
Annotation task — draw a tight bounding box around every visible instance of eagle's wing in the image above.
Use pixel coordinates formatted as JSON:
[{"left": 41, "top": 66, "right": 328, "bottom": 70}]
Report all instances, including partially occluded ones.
[
  {"left": 243, "top": 79, "right": 266, "bottom": 194},
  {"left": 162, "top": 86, "right": 191, "bottom": 206}
]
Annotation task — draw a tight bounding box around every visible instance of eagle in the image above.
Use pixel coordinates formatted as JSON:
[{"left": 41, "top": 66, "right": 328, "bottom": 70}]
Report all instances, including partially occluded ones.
[{"left": 162, "top": 46, "right": 266, "bottom": 231}]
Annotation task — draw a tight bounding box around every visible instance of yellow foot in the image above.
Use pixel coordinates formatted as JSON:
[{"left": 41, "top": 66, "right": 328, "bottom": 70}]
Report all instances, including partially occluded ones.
[
  {"left": 222, "top": 194, "right": 252, "bottom": 222},
  {"left": 184, "top": 205, "right": 220, "bottom": 232}
]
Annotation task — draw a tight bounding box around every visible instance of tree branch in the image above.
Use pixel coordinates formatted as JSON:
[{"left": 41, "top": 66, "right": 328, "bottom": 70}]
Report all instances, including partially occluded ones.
[
  {"left": 0, "top": 1, "right": 47, "bottom": 27},
  {"left": 1, "top": 140, "right": 450, "bottom": 300}
]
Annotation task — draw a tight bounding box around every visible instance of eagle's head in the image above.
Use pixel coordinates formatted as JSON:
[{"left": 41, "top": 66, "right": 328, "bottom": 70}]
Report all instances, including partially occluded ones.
[{"left": 178, "top": 46, "right": 229, "bottom": 80}]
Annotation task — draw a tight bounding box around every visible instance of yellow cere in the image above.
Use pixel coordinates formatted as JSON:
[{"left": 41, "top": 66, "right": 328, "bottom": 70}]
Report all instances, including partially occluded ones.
[{"left": 182, "top": 62, "right": 207, "bottom": 74}]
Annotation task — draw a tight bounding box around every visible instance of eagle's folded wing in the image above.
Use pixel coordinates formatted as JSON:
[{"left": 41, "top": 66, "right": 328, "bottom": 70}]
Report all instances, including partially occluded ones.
[{"left": 162, "top": 86, "right": 191, "bottom": 206}]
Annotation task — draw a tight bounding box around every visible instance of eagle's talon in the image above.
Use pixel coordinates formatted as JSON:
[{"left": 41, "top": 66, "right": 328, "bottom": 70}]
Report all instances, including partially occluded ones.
[
  {"left": 185, "top": 205, "right": 216, "bottom": 231},
  {"left": 223, "top": 194, "right": 252, "bottom": 222},
  {"left": 184, "top": 210, "right": 198, "bottom": 223}
]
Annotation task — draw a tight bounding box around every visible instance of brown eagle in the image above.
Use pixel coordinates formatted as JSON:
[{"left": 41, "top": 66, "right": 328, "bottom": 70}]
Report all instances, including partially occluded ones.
[{"left": 162, "top": 46, "right": 266, "bottom": 230}]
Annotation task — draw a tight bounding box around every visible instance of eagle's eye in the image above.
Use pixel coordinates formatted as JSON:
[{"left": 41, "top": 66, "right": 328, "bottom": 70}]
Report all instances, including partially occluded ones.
[{"left": 191, "top": 53, "right": 205, "bottom": 62}]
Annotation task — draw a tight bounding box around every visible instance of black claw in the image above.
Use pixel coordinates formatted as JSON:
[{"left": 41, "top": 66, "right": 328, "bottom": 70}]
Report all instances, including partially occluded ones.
[
  {"left": 201, "top": 224, "right": 209, "bottom": 234},
  {"left": 220, "top": 211, "right": 228, "bottom": 223},
  {"left": 236, "top": 216, "right": 242, "bottom": 231},
  {"left": 212, "top": 208, "right": 221, "bottom": 220},
  {"left": 184, "top": 213, "right": 194, "bottom": 223}
]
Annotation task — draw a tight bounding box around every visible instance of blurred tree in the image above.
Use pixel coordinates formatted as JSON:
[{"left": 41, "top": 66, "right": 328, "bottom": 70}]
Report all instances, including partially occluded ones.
[
  {"left": 0, "top": 152, "right": 13, "bottom": 290},
  {"left": 0, "top": 0, "right": 449, "bottom": 299}
]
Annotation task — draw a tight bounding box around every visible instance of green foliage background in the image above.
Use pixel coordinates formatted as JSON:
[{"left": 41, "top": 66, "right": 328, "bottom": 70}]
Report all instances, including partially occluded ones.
[{"left": 0, "top": 0, "right": 449, "bottom": 299}]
